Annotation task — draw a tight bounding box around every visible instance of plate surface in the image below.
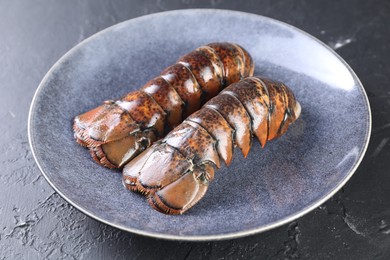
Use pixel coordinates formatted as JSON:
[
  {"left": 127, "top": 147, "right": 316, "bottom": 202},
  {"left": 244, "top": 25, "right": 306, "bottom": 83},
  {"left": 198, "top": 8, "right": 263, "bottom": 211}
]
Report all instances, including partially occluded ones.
[{"left": 28, "top": 9, "right": 371, "bottom": 240}]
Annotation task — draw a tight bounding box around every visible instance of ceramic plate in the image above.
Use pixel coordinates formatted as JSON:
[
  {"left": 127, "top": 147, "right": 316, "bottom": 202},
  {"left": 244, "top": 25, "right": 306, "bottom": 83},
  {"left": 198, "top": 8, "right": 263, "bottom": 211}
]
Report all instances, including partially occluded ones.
[{"left": 28, "top": 9, "right": 371, "bottom": 240}]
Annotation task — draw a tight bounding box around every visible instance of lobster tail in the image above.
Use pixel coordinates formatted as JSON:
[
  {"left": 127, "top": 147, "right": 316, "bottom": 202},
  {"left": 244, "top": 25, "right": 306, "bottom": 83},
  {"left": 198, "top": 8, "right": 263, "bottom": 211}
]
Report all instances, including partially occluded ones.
[
  {"left": 123, "top": 76, "right": 300, "bottom": 214},
  {"left": 74, "top": 42, "right": 254, "bottom": 169}
]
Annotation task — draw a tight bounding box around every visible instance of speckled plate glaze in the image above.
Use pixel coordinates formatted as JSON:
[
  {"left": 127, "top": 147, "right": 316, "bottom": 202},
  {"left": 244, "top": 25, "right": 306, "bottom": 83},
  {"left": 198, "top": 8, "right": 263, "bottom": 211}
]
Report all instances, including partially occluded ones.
[{"left": 28, "top": 9, "right": 371, "bottom": 241}]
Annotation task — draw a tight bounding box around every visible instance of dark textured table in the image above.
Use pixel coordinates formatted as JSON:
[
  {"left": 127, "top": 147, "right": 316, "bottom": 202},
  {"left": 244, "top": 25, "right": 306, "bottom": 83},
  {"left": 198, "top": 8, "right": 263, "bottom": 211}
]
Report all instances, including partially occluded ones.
[{"left": 1, "top": 0, "right": 389, "bottom": 259}]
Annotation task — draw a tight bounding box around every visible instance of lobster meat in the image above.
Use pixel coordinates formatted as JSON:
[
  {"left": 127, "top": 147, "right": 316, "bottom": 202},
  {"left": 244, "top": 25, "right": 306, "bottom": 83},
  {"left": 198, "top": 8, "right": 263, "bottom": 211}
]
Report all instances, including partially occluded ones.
[
  {"left": 73, "top": 43, "right": 254, "bottom": 169},
  {"left": 123, "top": 76, "right": 301, "bottom": 215}
]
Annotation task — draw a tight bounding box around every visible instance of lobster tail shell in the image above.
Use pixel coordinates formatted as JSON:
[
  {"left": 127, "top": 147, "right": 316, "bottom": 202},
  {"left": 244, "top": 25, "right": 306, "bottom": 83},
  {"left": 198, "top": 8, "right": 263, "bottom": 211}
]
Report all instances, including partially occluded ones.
[
  {"left": 123, "top": 76, "right": 300, "bottom": 214},
  {"left": 74, "top": 42, "right": 255, "bottom": 169}
]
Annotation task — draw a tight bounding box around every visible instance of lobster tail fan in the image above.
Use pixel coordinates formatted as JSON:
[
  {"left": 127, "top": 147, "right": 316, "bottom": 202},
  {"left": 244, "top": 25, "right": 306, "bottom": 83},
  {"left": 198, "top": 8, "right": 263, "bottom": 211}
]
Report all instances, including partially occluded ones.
[
  {"left": 147, "top": 163, "right": 214, "bottom": 215},
  {"left": 122, "top": 143, "right": 192, "bottom": 195},
  {"left": 74, "top": 101, "right": 142, "bottom": 168}
]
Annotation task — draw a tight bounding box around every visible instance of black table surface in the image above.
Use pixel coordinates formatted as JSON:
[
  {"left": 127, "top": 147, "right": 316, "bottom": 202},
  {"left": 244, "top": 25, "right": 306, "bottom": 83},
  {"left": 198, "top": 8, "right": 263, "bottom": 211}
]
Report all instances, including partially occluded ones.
[{"left": 1, "top": 0, "right": 389, "bottom": 259}]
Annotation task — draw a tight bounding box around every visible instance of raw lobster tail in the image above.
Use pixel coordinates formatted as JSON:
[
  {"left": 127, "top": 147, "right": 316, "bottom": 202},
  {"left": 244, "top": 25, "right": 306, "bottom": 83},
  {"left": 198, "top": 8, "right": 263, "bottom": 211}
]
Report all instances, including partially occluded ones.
[
  {"left": 123, "top": 76, "right": 301, "bottom": 215},
  {"left": 73, "top": 43, "right": 254, "bottom": 169}
]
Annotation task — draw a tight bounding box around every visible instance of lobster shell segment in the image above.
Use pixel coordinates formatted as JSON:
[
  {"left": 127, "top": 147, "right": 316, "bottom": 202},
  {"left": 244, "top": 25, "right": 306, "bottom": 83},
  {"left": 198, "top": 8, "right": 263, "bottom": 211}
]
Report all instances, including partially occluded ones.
[
  {"left": 164, "top": 122, "right": 221, "bottom": 168},
  {"left": 223, "top": 79, "right": 270, "bottom": 147},
  {"left": 123, "top": 76, "right": 301, "bottom": 215},
  {"left": 74, "top": 42, "right": 255, "bottom": 169},
  {"left": 187, "top": 107, "right": 234, "bottom": 165},
  {"left": 205, "top": 93, "right": 252, "bottom": 157}
]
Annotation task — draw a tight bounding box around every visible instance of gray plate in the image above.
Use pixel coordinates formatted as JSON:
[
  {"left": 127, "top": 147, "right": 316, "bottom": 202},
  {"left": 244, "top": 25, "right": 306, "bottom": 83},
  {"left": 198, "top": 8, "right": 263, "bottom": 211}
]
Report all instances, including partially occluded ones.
[{"left": 28, "top": 9, "right": 371, "bottom": 241}]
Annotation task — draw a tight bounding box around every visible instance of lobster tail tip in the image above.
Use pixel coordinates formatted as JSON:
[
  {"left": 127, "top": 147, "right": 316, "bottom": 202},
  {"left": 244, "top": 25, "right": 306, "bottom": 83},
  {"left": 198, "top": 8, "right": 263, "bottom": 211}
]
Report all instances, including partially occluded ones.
[
  {"left": 123, "top": 143, "right": 193, "bottom": 195},
  {"left": 146, "top": 163, "right": 214, "bottom": 215},
  {"left": 123, "top": 141, "right": 215, "bottom": 214},
  {"left": 73, "top": 102, "right": 156, "bottom": 169}
]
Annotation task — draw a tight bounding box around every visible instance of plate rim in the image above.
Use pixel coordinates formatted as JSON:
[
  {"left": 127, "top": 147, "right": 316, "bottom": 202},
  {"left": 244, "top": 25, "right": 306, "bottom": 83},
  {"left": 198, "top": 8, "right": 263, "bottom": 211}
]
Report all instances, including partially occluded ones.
[{"left": 28, "top": 8, "right": 372, "bottom": 241}]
